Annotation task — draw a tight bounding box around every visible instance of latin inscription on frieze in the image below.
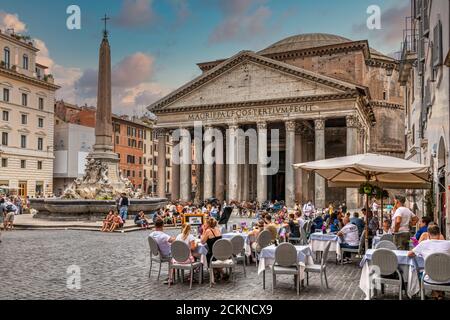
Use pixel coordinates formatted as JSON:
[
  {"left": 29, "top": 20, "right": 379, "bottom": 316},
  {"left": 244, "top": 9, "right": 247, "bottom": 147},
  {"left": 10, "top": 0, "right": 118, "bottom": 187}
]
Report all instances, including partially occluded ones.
[{"left": 187, "top": 104, "right": 316, "bottom": 121}]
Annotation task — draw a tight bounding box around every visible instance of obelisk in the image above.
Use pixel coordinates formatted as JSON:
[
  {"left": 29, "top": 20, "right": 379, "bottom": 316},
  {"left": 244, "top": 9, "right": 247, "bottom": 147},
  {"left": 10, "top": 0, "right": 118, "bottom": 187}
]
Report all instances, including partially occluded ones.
[{"left": 90, "top": 15, "right": 118, "bottom": 163}]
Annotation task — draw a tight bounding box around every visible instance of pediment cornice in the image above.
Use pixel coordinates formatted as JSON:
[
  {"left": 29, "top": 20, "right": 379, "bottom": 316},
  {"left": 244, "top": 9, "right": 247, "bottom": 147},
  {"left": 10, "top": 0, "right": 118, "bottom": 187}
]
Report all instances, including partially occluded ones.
[{"left": 149, "top": 51, "right": 367, "bottom": 112}]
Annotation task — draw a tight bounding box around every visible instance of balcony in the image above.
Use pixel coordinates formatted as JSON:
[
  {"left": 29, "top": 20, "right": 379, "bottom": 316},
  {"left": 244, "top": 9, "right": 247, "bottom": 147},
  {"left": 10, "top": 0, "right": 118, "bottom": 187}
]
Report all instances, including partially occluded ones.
[{"left": 398, "top": 18, "right": 418, "bottom": 86}]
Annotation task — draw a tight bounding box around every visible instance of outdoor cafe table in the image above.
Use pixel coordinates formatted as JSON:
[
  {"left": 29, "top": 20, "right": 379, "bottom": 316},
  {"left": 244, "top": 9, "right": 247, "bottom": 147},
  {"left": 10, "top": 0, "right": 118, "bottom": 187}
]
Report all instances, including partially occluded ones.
[
  {"left": 309, "top": 232, "right": 341, "bottom": 260},
  {"left": 257, "top": 245, "right": 314, "bottom": 277},
  {"left": 194, "top": 240, "right": 209, "bottom": 266},
  {"left": 222, "top": 232, "right": 252, "bottom": 256},
  {"left": 359, "top": 249, "right": 424, "bottom": 300}
]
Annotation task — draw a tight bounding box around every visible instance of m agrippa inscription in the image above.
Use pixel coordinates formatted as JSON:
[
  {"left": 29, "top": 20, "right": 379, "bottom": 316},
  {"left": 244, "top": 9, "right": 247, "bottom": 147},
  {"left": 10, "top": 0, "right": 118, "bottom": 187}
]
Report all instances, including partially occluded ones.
[{"left": 187, "top": 104, "right": 316, "bottom": 121}]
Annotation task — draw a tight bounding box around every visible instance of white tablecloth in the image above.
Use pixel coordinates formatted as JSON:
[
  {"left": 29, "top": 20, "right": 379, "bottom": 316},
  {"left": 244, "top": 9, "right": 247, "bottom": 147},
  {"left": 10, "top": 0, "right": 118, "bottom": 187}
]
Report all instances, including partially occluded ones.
[
  {"left": 222, "top": 232, "right": 252, "bottom": 256},
  {"left": 194, "top": 242, "right": 208, "bottom": 267},
  {"left": 359, "top": 249, "right": 424, "bottom": 299},
  {"left": 257, "top": 245, "right": 314, "bottom": 277},
  {"left": 309, "top": 233, "right": 341, "bottom": 259}
]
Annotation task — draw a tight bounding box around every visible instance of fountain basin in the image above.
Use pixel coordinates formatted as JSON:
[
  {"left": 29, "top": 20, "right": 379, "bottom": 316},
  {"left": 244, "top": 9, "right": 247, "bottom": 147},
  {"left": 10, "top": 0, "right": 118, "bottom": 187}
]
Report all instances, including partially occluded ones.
[{"left": 30, "top": 198, "right": 167, "bottom": 221}]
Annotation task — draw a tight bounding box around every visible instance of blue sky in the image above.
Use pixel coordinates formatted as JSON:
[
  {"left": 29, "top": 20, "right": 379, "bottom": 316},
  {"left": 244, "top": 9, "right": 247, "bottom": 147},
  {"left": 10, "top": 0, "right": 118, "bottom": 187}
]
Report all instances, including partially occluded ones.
[{"left": 0, "top": 0, "right": 409, "bottom": 115}]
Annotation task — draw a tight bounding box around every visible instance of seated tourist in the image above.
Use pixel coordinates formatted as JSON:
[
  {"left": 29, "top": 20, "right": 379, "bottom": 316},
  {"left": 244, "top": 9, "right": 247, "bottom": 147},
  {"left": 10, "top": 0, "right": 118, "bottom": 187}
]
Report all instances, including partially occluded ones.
[
  {"left": 418, "top": 222, "right": 445, "bottom": 243},
  {"left": 176, "top": 223, "right": 197, "bottom": 252},
  {"left": 248, "top": 220, "right": 265, "bottom": 252},
  {"left": 408, "top": 225, "right": 450, "bottom": 300},
  {"left": 295, "top": 210, "right": 306, "bottom": 229},
  {"left": 415, "top": 216, "right": 432, "bottom": 240},
  {"left": 134, "top": 211, "right": 149, "bottom": 229},
  {"left": 149, "top": 218, "right": 176, "bottom": 284},
  {"left": 337, "top": 219, "right": 360, "bottom": 264},
  {"left": 382, "top": 219, "right": 392, "bottom": 234},
  {"left": 343, "top": 212, "right": 351, "bottom": 226},
  {"left": 264, "top": 218, "right": 279, "bottom": 244},
  {"left": 312, "top": 215, "right": 324, "bottom": 233},
  {"left": 201, "top": 218, "right": 224, "bottom": 282},
  {"left": 350, "top": 212, "right": 365, "bottom": 236},
  {"left": 109, "top": 211, "right": 124, "bottom": 232},
  {"left": 283, "top": 213, "right": 300, "bottom": 242},
  {"left": 101, "top": 210, "right": 114, "bottom": 232},
  {"left": 328, "top": 212, "right": 340, "bottom": 233}
]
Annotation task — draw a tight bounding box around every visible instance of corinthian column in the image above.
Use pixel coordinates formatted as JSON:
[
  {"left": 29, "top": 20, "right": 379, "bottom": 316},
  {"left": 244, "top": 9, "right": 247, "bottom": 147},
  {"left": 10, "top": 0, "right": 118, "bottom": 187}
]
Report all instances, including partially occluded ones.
[
  {"left": 157, "top": 129, "right": 167, "bottom": 199},
  {"left": 180, "top": 129, "right": 192, "bottom": 202},
  {"left": 203, "top": 126, "right": 214, "bottom": 200},
  {"left": 314, "top": 119, "right": 326, "bottom": 208},
  {"left": 257, "top": 122, "right": 268, "bottom": 204},
  {"left": 227, "top": 124, "right": 239, "bottom": 202},
  {"left": 285, "top": 121, "right": 296, "bottom": 208},
  {"left": 346, "top": 115, "right": 359, "bottom": 210}
]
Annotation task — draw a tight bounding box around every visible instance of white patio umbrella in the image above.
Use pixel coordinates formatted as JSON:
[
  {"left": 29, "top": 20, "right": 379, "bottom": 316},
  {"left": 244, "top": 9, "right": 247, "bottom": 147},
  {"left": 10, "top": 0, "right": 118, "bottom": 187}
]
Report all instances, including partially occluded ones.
[
  {"left": 293, "top": 153, "right": 430, "bottom": 189},
  {"left": 294, "top": 153, "right": 431, "bottom": 250}
]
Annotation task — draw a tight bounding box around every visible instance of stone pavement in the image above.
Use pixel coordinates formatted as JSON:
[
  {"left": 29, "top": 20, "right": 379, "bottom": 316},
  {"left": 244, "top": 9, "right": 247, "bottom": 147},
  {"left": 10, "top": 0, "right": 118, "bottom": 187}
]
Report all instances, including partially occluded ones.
[{"left": 0, "top": 228, "right": 432, "bottom": 301}]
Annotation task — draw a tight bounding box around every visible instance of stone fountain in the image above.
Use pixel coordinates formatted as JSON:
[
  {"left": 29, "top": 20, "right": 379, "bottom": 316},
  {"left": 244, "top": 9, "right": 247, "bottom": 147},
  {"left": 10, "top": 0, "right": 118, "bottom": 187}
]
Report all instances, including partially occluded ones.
[{"left": 31, "top": 23, "right": 166, "bottom": 220}]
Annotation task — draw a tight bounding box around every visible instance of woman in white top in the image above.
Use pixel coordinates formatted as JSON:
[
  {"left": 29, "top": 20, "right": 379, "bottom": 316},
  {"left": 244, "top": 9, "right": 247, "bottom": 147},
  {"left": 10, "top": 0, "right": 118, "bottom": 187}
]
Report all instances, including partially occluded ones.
[{"left": 175, "top": 223, "right": 197, "bottom": 252}]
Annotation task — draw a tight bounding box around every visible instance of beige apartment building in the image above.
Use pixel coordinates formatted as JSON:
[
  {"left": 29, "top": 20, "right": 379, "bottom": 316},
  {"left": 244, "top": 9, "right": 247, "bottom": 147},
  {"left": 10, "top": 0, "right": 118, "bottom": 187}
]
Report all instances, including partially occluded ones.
[
  {"left": 399, "top": 0, "right": 450, "bottom": 238},
  {"left": 0, "top": 29, "right": 59, "bottom": 197}
]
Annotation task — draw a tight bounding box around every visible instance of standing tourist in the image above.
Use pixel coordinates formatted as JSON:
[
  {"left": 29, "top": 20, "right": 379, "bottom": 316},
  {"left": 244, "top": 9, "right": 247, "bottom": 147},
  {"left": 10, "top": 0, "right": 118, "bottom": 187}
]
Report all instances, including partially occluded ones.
[
  {"left": 391, "top": 195, "right": 418, "bottom": 250},
  {"left": 118, "top": 193, "right": 129, "bottom": 224},
  {"left": 1, "top": 198, "right": 18, "bottom": 231}
]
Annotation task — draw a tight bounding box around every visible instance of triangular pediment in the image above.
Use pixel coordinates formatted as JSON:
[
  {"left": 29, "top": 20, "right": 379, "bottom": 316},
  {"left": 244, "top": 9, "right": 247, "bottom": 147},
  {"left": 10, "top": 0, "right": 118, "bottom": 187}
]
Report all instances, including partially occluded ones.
[{"left": 149, "top": 51, "right": 364, "bottom": 111}]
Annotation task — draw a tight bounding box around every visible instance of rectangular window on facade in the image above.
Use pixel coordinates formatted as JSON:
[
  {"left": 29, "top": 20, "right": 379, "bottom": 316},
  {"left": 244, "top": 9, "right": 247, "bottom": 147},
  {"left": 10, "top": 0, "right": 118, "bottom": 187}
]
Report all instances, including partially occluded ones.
[
  {"left": 21, "top": 160, "right": 26, "bottom": 169},
  {"left": 2, "top": 110, "right": 9, "bottom": 121},
  {"left": 38, "top": 118, "right": 44, "bottom": 128},
  {"left": 139, "top": 157, "right": 142, "bottom": 165},
  {"left": 21, "top": 135, "right": 27, "bottom": 148},
  {"left": 23, "top": 55, "right": 29, "bottom": 70},
  {"left": 115, "top": 135, "right": 119, "bottom": 145},
  {"left": 127, "top": 170, "right": 130, "bottom": 177},
  {"left": 132, "top": 171, "right": 135, "bottom": 177},
  {"left": 38, "top": 137, "right": 43, "bottom": 151},
  {"left": 3, "top": 88, "right": 9, "bottom": 102},
  {"left": 139, "top": 171, "right": 142, "bottom": 178},
  {"left": 22, "top": 93, "right": 27, "bottom": 106},
  {"left": 39, "top": 97, "right": 44, "bottom": 110},
  {"left": 1, "top": 132, "right": 8, "bottom": 146},
  {"left": 37, "top": 161, "right": 42, "bottom": 170},
  {"left": 1, "top": 158, "right": 7, "bottom": 167},
  {"left": 144, "top": 144, "right": 146, "bottom": 153},
  {"left": 21, "top": 114, "right": 27, "bottom": 125}
]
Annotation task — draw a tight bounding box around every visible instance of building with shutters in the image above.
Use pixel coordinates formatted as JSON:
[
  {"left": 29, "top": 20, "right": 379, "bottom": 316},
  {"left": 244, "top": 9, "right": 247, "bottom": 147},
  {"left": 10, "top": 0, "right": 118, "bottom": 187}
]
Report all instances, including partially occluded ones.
[
  {"left": 0, "top": 29, "right": 60, "bottom": 197},
  {"left": 399, "top": 0, "right": 450, "bottom": 238}
]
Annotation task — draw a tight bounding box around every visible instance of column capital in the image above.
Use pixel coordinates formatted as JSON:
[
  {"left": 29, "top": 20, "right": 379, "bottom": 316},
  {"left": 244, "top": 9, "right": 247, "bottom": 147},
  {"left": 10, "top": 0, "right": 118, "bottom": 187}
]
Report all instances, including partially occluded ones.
[
  {"left": 155, "top": 128, "right": 167, "bottom": 138},
  {"left": 314, "top": 119, "right": 325, "bottom": 131},
  {"left": 285, "top": 120, "right": 296, "bottom": 132},
  {"left": 257, "top": 121, "right": 267, "bottom": 130},
  {"left": 228, "top": 123, "right": 239, "bottom": 131},
  {"left": 346, "top": 115, "right": 358, "bottom": 128}
]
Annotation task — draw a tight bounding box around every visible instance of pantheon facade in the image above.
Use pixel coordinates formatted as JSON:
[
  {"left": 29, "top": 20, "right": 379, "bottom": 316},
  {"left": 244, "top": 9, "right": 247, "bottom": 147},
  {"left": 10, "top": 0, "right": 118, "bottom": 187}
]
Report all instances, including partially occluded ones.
[{"left": 148, "top": 33, "right": 405, "bottom": 209}]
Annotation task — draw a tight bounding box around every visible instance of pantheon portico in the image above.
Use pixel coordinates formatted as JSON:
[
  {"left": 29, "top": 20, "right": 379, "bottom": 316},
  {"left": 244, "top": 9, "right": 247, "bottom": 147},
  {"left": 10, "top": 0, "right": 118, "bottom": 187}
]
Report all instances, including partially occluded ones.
[{"left": 148, "top": 34, "right": 405, "bottom": 210}]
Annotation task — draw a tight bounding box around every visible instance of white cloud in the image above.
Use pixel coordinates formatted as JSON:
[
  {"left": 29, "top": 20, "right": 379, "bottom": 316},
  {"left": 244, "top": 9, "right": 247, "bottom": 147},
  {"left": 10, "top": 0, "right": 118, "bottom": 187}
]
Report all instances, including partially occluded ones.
[
  {"left": 0, "top": 11, "right": 27, "bottom": 33},
  {"left": 208, "top": 0, "right": 272, "bottom": 44},
  {"left": 115, "top": 0, "right": 156, "bottom": 27}
]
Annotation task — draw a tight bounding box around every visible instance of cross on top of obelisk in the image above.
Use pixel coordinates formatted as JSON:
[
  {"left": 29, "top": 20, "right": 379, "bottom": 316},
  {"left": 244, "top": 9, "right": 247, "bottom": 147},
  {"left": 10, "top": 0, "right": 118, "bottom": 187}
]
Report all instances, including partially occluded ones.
[{"left": 102, "top": 14, "right": 110, "bottom": 39}]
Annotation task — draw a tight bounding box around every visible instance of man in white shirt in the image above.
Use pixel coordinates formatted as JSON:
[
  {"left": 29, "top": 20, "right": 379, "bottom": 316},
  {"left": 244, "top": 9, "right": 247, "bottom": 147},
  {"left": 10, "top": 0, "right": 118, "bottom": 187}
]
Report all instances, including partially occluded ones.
[
  {"left": 408, "top": 225, "right": 450, "bottom": 299},
  {"left": 302, "top": 200, "right": 315, "bottom": 220},
  {"left": 149, "top": 218, "right": 175, "bottom": 258},
  {"left": 391, "top": 195, "right": 418, "bottom": 250},
  {"left": 338, "top": 220, "right": 360, "bottom": 264}
]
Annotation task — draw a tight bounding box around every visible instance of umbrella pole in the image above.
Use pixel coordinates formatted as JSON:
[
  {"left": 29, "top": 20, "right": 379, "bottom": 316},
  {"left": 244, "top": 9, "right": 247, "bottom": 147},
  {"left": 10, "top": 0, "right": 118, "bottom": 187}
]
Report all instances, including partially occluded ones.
[
  {"left": 380, "top": 193, "right": 384, "bottom": 231},
  {"left": 365, "top": 193, "right": 369, "bottom": 251}
]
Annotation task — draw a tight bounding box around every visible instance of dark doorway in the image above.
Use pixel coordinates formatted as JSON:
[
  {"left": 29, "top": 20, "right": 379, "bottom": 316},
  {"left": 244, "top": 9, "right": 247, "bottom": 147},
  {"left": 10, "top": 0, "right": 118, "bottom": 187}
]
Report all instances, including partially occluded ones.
[{"left": 269, "top": 172, "right": 285, "bottom": 201}]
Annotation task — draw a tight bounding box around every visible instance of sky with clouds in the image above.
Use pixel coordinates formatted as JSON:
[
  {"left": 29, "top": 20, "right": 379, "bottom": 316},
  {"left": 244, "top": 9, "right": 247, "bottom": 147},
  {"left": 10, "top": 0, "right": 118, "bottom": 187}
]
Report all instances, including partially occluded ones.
[{"left": 0, "top": 0, "right": 409, "bottom": 115}]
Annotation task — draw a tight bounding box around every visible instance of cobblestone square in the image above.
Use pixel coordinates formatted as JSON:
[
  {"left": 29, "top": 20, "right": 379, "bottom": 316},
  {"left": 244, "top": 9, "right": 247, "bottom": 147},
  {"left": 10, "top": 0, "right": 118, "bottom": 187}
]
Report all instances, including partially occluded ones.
[{"left": 0, "top": 228, "right": 427, "bottom": 300}]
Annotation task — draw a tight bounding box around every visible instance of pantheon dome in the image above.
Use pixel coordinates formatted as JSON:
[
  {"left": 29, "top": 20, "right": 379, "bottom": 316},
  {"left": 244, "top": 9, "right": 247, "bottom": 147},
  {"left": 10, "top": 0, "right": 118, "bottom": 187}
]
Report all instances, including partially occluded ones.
[
  {"left": 258, "top": 33, "right": 352, "bottom": 55},
  {"left": 258, "top": 33, "right": 388, "bottom": 58}
]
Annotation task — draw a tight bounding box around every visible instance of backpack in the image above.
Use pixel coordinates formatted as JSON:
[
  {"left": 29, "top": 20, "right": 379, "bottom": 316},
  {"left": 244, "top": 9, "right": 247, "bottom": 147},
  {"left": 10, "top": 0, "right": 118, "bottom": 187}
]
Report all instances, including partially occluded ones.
[{"left": 6, "top": 204, "right": 15, "bottom": 212}]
